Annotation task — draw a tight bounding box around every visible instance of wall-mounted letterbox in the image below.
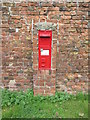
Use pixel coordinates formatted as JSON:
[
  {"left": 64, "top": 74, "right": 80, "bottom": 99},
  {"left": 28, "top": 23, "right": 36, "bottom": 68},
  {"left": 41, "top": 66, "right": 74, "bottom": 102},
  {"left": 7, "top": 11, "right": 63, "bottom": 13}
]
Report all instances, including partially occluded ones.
[{"left": 38, "top": 30, "right": 52, "bottom": 69}]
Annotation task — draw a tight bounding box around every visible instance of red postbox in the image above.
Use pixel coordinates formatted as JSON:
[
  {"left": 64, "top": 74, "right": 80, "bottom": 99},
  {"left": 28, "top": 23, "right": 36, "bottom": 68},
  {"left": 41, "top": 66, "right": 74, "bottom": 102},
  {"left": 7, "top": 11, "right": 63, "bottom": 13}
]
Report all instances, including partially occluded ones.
[{"left": 38, "top": 30, "right": 52, "bottom": 70}]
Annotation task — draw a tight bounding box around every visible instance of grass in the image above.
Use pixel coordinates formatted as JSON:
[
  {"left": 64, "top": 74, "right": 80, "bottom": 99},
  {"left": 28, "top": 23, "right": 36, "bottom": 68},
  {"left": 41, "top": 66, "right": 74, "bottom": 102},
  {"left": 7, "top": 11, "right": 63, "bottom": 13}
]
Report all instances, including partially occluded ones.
[{"left": 1, "top": 89, "right": 89, "bottom": 118}]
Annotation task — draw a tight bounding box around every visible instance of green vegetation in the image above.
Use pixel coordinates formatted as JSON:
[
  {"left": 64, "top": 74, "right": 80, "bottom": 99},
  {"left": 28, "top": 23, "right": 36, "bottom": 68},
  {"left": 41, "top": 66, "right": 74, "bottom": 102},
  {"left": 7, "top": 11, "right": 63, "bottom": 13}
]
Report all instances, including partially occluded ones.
[{"left": 2, "top": 89, "right": 88, "bottom": 118}]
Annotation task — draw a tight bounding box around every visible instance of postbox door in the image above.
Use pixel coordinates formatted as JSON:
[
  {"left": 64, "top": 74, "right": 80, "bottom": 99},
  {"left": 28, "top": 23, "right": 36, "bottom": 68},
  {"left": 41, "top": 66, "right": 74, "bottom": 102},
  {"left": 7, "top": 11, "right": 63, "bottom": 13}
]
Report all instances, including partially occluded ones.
[{"left": 38, "top": 30, "right": 52, "bottom": 69}]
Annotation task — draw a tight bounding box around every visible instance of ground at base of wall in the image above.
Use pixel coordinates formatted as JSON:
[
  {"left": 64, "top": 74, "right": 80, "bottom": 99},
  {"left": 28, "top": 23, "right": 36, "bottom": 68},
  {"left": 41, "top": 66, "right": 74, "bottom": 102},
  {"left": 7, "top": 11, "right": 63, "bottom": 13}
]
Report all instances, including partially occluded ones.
[{"left": 2, "top": 89, "right": 88, "bottom": 118}]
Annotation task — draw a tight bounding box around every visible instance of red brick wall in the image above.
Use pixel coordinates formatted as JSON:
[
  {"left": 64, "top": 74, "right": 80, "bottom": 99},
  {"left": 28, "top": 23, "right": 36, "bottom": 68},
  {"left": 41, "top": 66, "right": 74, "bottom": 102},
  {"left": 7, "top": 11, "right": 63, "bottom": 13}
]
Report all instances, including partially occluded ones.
[
  {"left": 1, "top": 0, "right": 89, "bottom": 94},
  {"left": 56, "top": 2, "right": 89, "bottom": 94}
]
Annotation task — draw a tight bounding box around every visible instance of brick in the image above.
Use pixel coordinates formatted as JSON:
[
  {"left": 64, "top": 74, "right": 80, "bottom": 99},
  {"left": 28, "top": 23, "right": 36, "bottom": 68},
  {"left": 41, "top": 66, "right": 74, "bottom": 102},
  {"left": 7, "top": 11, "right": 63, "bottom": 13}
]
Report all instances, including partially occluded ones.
[
  {"left": 28, "top": 2, "right": 38, "bottom": 7},
  {"left": 41, "top": 3, "right": 52, "bottom": 7},
  {"left": 11, "top": 16, "right": 21, "bottom": 20},
  {"left": 48, "top": 7, "right": 59, "bottom": 11}
]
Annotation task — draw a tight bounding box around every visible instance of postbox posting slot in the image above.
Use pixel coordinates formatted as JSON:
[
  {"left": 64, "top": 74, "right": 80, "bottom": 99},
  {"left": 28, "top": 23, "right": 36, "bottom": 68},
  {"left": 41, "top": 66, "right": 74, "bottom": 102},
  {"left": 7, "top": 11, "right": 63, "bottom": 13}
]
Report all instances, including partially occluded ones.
[{"left": 40, "top": 33, "right": 50, "bottom": 38}]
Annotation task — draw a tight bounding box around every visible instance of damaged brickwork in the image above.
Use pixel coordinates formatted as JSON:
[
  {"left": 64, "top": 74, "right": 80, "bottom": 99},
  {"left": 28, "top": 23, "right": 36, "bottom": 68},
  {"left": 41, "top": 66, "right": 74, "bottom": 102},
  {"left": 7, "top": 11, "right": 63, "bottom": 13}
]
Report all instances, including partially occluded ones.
[{"left": 1, "top": 0, "right": 89, "bottom": 95}]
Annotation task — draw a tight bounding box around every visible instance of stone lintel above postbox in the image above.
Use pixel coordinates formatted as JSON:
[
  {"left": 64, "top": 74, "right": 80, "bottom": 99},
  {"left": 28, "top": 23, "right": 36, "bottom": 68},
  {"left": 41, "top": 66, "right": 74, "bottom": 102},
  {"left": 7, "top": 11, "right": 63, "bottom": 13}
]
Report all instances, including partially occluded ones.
[{"left": 35, "top": 22, "right": 57, "bottom": 31}]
